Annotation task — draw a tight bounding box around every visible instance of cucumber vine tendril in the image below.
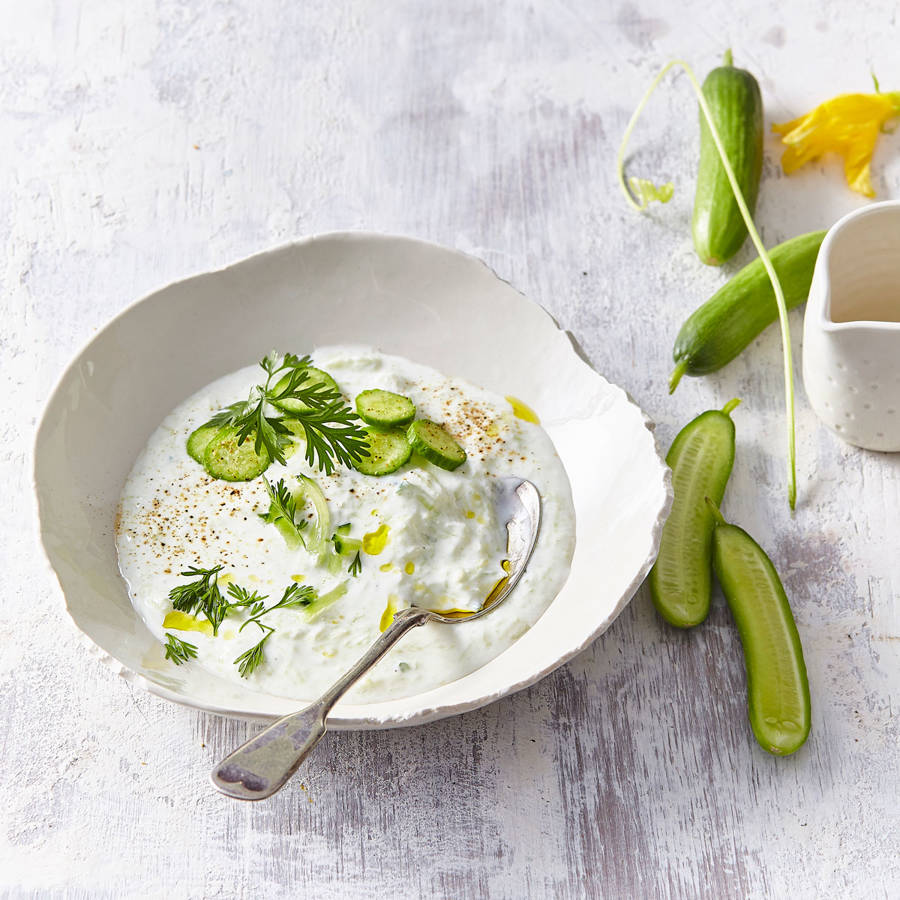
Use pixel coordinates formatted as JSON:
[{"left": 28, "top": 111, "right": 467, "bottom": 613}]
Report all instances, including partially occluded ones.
[{"left": 616, "top": 58, "right": 798, "bottom": 510}]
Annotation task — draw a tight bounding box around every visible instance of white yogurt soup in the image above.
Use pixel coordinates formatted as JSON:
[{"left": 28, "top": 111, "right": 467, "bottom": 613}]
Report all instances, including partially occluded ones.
[{"left": 116, "top": 346, "right": 575, "bottom": 703}]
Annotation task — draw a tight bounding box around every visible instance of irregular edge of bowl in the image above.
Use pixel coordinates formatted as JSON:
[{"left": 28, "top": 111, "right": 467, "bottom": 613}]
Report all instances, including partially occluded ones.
[{"left": 32, "top": 231, "right": 673, "bottom": 729}]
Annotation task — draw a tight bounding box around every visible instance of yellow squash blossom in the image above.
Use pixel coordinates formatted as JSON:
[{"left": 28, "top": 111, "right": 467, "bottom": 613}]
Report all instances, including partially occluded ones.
[{"left": 773, "top": 91, "right": 900, "bottom": 197}]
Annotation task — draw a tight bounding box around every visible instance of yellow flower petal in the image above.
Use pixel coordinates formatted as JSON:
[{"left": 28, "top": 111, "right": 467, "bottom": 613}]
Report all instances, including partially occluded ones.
[
  {"left": 773, "top": 91, "right": 900, "bottom": 196},
  {"left": 771, "top": 114, "right": 807, "bottom": 137},
  {"left": 844, "top": 137, "right": 877, "bottom": 197}
]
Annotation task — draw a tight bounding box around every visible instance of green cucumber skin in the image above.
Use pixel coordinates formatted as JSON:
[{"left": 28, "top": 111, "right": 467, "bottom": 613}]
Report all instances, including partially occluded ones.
[
  {"left": 407, "top": 420, "right": 467, "bottom": 471},
  {"left": 352, "top": 429, "right": 411, "bottom": 476},
  {"left": 355, "top": 389, "right": 416, "bottom": 428},
  {"left": 649, "top": 409, "right": 736, "bottom": 628},
  {"left": 674, "top": 230, "right": 827, "bottom": 380},
  {"left": 202, "top": 427, "right": 270, "bottom": 482},
  {"left": 692, "top": 61, "right": 763, "bottom": 266},
  {"left": 713, "top": 523, "right": 811, "bottom": 756},
  {"left": 186, "top": 425, "right": 220, "bottom": 465}
]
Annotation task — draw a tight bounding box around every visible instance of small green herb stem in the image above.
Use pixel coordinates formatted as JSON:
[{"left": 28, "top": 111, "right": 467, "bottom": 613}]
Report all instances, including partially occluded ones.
[
  {"left": 238, "top": 616, "right": 274, "bottom": 636},
  {"left": 616, "top": 58, "right": 798, "bottom": 510}
]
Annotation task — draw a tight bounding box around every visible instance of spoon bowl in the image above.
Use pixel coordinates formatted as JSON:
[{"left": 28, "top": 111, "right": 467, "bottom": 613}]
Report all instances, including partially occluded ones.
[{"left": 211, "top": 478, "right": 541, "bottom": 801}]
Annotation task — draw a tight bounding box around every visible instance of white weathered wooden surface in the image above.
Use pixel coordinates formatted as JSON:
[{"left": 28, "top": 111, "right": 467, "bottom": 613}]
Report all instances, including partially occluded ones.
[{"left": 4, "top": 0, "right": 899, "bottom": 896}]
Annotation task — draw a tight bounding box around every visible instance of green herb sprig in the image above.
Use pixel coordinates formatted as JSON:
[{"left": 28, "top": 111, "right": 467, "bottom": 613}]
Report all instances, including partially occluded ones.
[
  {"left": 233, "top": 582, "right": 319, "bottom": 678},
  {"left": 164, "top": 633, "right": 198, "bottom": 665},
  {"left": 225, "top": 583, "right": 268, "bottom": 616},
  {"left": 164, "top": 569, "right": 331, "bottom": 679},
  {"left": 205, "top": 352, "right": 369, "bottom": 474},
  {"left": 234, "top": 635, "right": 271, "bottom": 679},
  {"left": 167, "top": 565, "right": 228, "bottom": 635},
  {"left": 259, "top": 477, "right": 307, "bottom": 549}
]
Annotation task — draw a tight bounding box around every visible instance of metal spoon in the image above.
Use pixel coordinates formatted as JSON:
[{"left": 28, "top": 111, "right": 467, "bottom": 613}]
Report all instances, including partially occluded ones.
[{"left": 211, "top": 477, "right": 541, "bottom": 801}]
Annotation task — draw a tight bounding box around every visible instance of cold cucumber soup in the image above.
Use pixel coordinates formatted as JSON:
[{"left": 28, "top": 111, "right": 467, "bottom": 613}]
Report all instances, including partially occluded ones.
[{"left": 116, "top": 346, "right": 575, "bottom": 703}]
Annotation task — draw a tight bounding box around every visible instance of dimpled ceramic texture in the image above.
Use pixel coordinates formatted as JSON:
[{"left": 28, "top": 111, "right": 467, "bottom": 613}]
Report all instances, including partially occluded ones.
[
  {"left": 34, "top": 233, "right": 671, "bottom": 728},
  {"left": 803, "top": 202, "right": 900, "bottom": 452}
]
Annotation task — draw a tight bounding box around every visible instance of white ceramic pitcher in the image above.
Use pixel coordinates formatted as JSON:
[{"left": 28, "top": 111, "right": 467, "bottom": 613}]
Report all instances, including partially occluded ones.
[{"left": 803, "top": 201, "right": 900, "bottom": 451}]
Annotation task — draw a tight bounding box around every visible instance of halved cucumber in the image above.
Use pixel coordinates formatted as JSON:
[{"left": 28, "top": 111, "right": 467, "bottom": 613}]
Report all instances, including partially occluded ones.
[
  {"left": 203, "top": 427, "right": 270, "bottom": 482},
  {"left": 407, "top": 420, "right": 466, "bottom": 471},
  {"left": 186, "top": 425, "right": 221, "bottom": 464},
  {"left": 352, "top": 429, "right": 411, "bottom": 476},
  {"left": 355, "top": 389, "right": 416, "bottom": 428},
  {"left": 272, "top": 366, "right": 340, "bottom": 414}
]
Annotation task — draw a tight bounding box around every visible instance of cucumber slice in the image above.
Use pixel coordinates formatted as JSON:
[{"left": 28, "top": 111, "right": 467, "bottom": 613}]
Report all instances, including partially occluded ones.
[
  {"left": 406, "top": 420, "right": 466, "bottom": 471},
  {"left": 298, "top": 473, "right": 330, "bottom": 552},
  {"left": 330, "top": 523, "right": 362, "bottom": 555},
  {"left": 353, "top": 429, "right": 411, "bottom": 476},
  {"left": 355, "top": 389, "right": 416, "bottom": 427},
  {"left": 303, "top": 581, "right": 348, "bottom": 622},
  {"left": 272, "top": 366, "right": 340, "bottom": 414},
  {"left": 186, "top": 425, "right": 221, "bottom": 464},
  {"left": 203, "top": 427, "right": 270, "bottom": 482}
]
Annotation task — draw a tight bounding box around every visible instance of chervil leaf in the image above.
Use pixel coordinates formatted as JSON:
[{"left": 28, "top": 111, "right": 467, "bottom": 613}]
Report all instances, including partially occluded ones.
[
  {"left": 231, "top": 577, "right": 316, "bottom": 678},
  {"left": 165, "top": 566, "right": 322, "bottom": 680},
  {"left": 225, "top": 582, "right": 269, "bottom": 610},
  {"left": 270, "top": 582, "right": 317, "bottom": 611},
  {"left": 167, "top": 565, "right": 229, "bottom": 635},
  {"left": 164, "top": 633, "right": 198, "bottom": 665},
  {"left": 204, "top": 400, "right": 251, "bottom": 429},
  {"left": 289, "top": 402, "right": 370, "bottom": 474},
  {"left": 258, "top": 477, "right": 307, "bottom": 549},
  {"left": 201, "top": 351, "right": 369, "bottom": 475},
  {"left": 239, "top": 583, "right": 318, "bottom": 634},
  {"left": 234, "top": 630, "right": 272, "bottom": 678}
]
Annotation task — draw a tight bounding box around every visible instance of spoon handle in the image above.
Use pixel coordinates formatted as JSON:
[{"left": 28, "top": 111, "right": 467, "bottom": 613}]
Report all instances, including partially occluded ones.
[{"left": 210, "top": 606, "right": 433, "bottom": 800}]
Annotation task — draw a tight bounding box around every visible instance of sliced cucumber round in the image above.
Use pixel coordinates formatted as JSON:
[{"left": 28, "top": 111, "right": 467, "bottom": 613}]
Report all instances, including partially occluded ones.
[
  {"left": 272, "top": 366, "right": 340, "bottom": 414},
  {"left": 203, "top": 426, "right": 270, "bottom": 482},
  {"left": 355, "top": 389, "right": 416, "bottom": 428},
  {"left": 186, "top": 425, "right": 221, "bottom": 464},
  {"left": 407, "top": 420, "right": 466, "bottom": 471},
  {"left": 352, "top": 429, "right": 411, "bottom": 476}
]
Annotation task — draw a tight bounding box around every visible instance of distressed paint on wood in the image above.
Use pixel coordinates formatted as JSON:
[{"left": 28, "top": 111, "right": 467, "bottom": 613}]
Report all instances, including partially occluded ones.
[{"left": 2, "top": 0, "right": 899, "bottom": 897}]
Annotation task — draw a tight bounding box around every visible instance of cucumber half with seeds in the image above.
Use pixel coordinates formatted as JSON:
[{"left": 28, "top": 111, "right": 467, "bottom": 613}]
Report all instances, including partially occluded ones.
[
  {"left": 355, "top": 389, "right": 416, "bottom": 428},
  {"left": 709, "top": 500, "right": 811, "bottom": 756},
  {"left": 353, "top": 429, "right": 412, "bottom": 476},
  {"left": 407, "top": 420, "right": 467, "bottom": 471},
  {"left": 272, "top": 366, "right": 341, "bottom": 414},
  {"left": 649, "top": 400, "right": 739, "bottom": 627},
  {"left": 187, "top": 425, "right": 221, "bottom": 464},
  {"left": 203, "top": 426, "right": 270, "bottom": 482}
]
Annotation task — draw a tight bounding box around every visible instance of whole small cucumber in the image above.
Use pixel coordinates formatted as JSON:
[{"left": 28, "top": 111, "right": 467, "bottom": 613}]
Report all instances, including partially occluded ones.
[
  {"left": 692, "top": 50, "right": 763, "bottom": 266},
  {"left": 649, "top": 400, "right": 739, "bottom": 628},
  {"left": 670, "top": 230, "right": 826, "bottom": 391},
  {"left": 708, "top": 501, "right": 811, "bottom": 756}
]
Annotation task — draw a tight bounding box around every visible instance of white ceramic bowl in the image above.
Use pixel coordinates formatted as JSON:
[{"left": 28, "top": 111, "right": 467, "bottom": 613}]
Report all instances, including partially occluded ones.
[
  {"left": 803, "top": 201, "right": 900, "bottom": 451},
  {"left": 34, "top": 233, "right": 671, "bottom": 728}
]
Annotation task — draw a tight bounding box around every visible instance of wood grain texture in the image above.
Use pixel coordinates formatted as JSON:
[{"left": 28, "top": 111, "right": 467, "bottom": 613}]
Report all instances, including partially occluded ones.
[{"left": 3, "top": 0, "right": 899, "bottom": 896}]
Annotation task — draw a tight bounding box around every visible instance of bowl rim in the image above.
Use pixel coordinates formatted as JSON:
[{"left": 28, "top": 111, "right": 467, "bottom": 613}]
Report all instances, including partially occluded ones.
[{"left": 33, "top": 230, "right": 672, "bottom": 728}]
